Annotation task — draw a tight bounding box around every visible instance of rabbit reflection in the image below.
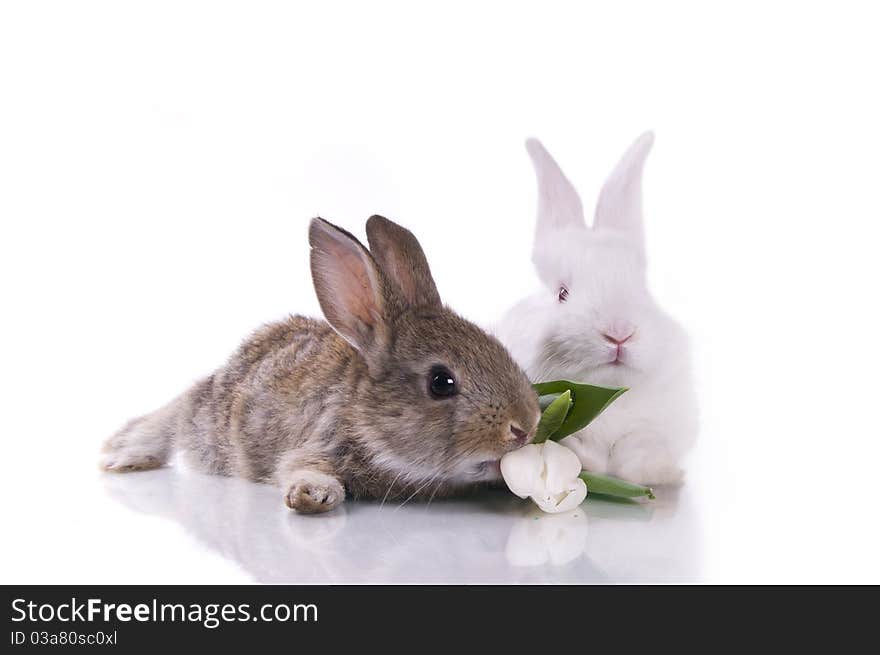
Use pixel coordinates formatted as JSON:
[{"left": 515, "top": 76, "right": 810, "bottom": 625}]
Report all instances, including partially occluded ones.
[{"left": 103, "top": 468, "right": 697, "bottom": 583}]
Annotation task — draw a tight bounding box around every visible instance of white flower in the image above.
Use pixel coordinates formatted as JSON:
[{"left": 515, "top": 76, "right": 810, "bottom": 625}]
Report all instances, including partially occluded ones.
[{"left": 500, "top": 440, "right": 587, "bottom": 513}]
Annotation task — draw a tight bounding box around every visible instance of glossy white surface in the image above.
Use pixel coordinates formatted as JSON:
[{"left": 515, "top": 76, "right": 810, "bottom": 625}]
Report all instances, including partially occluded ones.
[{"left": 7, "top": 465, "right": 699, "bottom": 584}]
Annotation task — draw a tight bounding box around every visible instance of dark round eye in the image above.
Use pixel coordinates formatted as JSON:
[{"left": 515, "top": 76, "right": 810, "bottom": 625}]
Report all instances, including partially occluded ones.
[
  {"left": 558, "top": 285, "right": 569, "bottom": 303},
  {"left": 428, "top": 366, "right": 457, "bottom": 398}
]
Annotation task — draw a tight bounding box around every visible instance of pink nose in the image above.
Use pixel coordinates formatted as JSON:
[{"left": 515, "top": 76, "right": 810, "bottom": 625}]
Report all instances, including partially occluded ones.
[
  {"left": 510, "top": 424, "right": 530, "bottom": 445},
  {"left": 602, "top": 330, "right": 634, "bottom": 345}
]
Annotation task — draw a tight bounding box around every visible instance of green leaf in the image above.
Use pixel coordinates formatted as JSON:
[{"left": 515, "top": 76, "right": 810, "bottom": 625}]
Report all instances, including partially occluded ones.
[
  {"left": 579, "top": 471, "right": 655, "bottom": 500},
  {"left": 533, "top": 390, "right": 572, "bottom": 443},
  {"left": 532, "top": 380, "right": 627, "bottom": 441}
]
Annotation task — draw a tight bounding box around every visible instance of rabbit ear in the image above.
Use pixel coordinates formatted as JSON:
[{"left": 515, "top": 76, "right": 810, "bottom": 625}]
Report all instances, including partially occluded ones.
[
  {"left": 593, "top": 131, "right": 654, "bottom": 248},
  {"left": 525, "top": 138, "right": 587, "bottom": 232},
  {"left": 309, "top": 217, "right": 390, "bottom": 353},
  {"left": 365, "top": 214, "right": 441, "bottom": 309}
]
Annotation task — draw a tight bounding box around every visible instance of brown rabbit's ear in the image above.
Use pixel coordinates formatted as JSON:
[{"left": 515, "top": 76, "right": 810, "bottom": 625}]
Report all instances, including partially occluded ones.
[
  {"left": 309, "top": 218, "right": 389, "bottom": 353},
  {"left": 365, "top": 215, "right": 441, "bottom": 309}
]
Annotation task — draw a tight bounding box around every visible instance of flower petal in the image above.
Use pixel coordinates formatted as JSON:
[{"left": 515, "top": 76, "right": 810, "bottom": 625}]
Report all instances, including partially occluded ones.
[
  {"left": 540, "top": 440, "right": 584, "bottom": 493},
  {"left": 555, "top": 478, "right": 588, "bottom": 513},
  {"left": 500, "top": 443, "right": 544, "bottom": 498},
  {"left": 532, "top": 477, "right": 587, "bottom": 513}
]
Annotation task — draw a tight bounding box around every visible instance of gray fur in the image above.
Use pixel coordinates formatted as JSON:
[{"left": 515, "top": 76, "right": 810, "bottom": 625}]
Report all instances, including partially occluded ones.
[{"left": 101, "top": 215, "right": 540, "bottom": 513}]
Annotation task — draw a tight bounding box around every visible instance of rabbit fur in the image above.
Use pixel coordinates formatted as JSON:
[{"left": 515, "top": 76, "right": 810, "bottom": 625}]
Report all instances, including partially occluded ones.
[{"left": 495, "top": 134, "right": 697, "bottom": 485}]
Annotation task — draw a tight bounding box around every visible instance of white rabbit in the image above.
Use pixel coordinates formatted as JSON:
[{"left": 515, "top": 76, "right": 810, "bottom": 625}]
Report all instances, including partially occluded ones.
[{"left": 495, "top": 133, "right": 697, "bottom": 485}]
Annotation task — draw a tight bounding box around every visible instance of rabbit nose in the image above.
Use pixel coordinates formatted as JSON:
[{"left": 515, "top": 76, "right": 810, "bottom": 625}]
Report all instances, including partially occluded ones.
[
  {"left": 602, "top": 330, "right": 634, "bottom": 345},
  {"left": 509, "top": 424, "right": 531, "bottom": 446}
]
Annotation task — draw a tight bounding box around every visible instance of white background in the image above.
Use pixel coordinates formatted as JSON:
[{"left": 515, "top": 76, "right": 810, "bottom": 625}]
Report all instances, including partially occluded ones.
[{"left": 1, "top": 1, "right": 878, "bottom": 583}]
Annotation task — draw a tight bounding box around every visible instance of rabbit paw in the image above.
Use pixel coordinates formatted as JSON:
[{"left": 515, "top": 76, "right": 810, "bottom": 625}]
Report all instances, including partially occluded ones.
[
  {"left": 285, "top": 471, "right": 345, "bottom": 514},
  {"left": 100, "top": 451, "right": 164, "bottom": 472},
  {"left": 559, "top": 433, "right": 609, "bottom": 474},
  {"left": 608, "top": 435, "right": 684, "bottom": 486}
]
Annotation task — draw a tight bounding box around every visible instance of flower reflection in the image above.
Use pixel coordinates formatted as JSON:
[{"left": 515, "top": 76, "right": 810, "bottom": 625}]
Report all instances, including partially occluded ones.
[{"left": 505, "top": 506, "right": 589, "bottom": 566}]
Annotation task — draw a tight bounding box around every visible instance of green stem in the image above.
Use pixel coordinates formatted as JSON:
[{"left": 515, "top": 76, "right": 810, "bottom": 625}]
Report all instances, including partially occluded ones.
[{"left": 579, "top": 471, "right": 655, "bottom": 500}]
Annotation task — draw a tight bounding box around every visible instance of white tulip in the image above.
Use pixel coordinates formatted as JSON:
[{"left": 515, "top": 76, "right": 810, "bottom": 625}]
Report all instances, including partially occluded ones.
[{"left": 500, "top": 440, "right": 587, "bottom": 513}]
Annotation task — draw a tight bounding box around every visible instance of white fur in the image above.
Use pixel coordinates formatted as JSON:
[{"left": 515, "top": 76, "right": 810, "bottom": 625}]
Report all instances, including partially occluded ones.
[{"left": 495, "top": 133, "right": 698, "bottom": 485}]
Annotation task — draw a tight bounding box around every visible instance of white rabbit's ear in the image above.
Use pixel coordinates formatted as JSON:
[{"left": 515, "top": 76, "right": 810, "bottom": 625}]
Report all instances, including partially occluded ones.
[
  {"left": 593, "top": 131, "right": 654, "bottom": 249},
  {"left": 525, "top": 138, "right": 587, "bottom": 232}
]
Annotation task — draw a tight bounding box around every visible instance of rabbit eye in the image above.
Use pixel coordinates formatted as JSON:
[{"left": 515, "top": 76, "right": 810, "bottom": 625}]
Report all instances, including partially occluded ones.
[
  {"left": 428, "top": 365, "right": 457, "bottom": 399},
  {"left": 558, "top": 285, "right": 569, "bottom": 303}
]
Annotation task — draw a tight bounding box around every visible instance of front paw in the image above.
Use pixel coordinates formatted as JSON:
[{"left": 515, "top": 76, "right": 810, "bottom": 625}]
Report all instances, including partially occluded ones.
[
  {"left": 607, "top": 434, "right": 685, "bottom": 487},
  {"left": 285, "top": 472, "right": 345, "bottom": 514},
  {"left": 559, "top": 434, "right": 609, "bottom": 474}
]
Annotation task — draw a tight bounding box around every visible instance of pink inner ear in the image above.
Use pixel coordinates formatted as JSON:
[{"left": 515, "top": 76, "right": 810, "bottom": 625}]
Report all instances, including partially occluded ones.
[
  {"left": 335, "top": 248, "right": 379, "bottom": 325},
  {"left": 316, "top": 246, "right": 380, "bottom": 329},
  {"left": 310, "top": 220, "right": 385, "bottom": 347}
]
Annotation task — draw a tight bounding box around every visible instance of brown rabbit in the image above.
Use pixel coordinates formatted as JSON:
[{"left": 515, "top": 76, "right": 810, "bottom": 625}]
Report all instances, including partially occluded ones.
[{"left": 101, "top": 215, "right": 540, "bottom": 513}]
